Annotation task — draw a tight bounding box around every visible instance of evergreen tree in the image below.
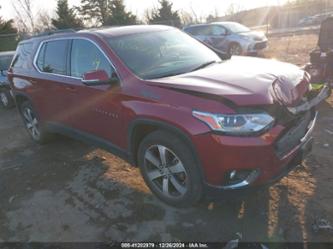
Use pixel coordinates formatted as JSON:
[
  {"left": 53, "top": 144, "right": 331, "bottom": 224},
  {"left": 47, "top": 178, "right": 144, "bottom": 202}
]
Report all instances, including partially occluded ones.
[
  {"left": 0, "top": 6, "right": 17, "bottom": 34},
  {"left": 79, "top": 0, "right": 111, "bottom": 26},
  {"left": 106, "top": 0, "right": 137, "bottom": 25},
  {"left": 52, "top": 0, "right": 83, "bottom": 29},
  {"left": 0, "top": 19, "right": 17, "bottom": 34},
  {"left": 148, "top": 0, "right": 181, "bottom": 27}
]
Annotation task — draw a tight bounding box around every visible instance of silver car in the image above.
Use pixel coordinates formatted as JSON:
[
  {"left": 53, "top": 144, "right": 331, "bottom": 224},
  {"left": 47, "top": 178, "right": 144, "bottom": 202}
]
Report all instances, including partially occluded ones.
[
  {"left": 183, "top": 22, "right": 268, "bottom": 55},
  {"left": 0, "top": 51, "right": 15, "bottom": 109}
]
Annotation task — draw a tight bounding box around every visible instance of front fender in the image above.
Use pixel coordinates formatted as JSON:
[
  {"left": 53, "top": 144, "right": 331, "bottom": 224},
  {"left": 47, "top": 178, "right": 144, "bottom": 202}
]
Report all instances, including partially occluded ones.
[{"left": 127, "top": 117, "right": 206, "bottom": 181}]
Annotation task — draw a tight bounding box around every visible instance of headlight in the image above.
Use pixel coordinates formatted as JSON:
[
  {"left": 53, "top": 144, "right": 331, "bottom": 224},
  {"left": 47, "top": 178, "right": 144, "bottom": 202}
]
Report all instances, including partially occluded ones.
[{"left": 192, "top": 110, "right": 275, "bottom": 136}]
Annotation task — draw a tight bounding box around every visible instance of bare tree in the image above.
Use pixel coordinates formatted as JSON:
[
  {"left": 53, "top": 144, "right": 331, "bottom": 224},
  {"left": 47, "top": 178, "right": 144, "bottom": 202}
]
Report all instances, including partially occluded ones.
[
  {"left": 224, "top": 3, "right": 242, "bottom": 17},
  {"left": 189, "top": 3, "right": 199, "bottom": 23},
  {"left": 144, "top": 7, "right": 157, "bottom": 24},
  {"left": 179, "top": 10, "right": 194, "bottom": 26},
  {"left": 206, "top": 7, "right": 220, "bottom": 23},
  {"left": 12, "top": 0, "right": 35, "bottom": 33},
  {"left": 35, "top": 11, "right": 54, "bottom": 33}
]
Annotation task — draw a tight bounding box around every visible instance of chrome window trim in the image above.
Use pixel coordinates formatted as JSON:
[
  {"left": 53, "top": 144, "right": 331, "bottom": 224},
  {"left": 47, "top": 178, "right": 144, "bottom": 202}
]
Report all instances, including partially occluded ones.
[{"left": 33, "top": 36, "right": 118, "bottom": 81}]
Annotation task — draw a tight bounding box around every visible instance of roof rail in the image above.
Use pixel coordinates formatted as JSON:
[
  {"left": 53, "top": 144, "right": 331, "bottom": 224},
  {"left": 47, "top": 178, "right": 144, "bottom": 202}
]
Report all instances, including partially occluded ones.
[
  {"left": 78, "top": 25, "right": 122, "bottom": 32},
  {"left": 24, "top": 29, "right": 77, "bottom": 40}
]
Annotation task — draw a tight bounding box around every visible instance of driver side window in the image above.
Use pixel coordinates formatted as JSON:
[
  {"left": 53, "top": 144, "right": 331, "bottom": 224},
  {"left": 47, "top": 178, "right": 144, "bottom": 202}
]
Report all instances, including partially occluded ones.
[{"left": 70, "top": 39, "right": 114, "bottom": 78}]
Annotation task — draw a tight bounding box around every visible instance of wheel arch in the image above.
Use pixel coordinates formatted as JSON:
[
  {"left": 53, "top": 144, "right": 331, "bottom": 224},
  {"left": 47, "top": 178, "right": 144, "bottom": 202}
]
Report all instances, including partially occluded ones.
[
  {"left": 128, "top": 118, "right": 205, "bottom": 180},
  {"left": 14, "top": 93, "right": 31, "bottom": 112},
  {"left": 228, "top": 41, "right": 243, "bottom": 54}
]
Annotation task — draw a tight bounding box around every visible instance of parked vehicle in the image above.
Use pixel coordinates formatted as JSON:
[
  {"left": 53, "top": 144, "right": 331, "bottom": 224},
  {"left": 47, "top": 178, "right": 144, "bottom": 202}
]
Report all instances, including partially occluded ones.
[
  {"left": 298, "top": 12, "right": 333, "bottom": 27},
  {"left": 298, "top": 16, "right": 316, "bottom": 27},
  {"left": 304, "top": 17, "right": 333, "bottom": 85},
  {"left": 8, "top": 26, "right": 330, "bottom": 207},
  {"left": 0, "top": 51, "right": 15, "bottom": 109},
  {"left": 183, "top": 22, "right": 268, "bottom": 55}
]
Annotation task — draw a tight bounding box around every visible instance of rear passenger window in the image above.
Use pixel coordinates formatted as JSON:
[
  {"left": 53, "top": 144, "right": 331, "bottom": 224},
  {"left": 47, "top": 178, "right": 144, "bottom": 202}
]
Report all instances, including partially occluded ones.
[
  {"left": 36, "top": 40, "right": 68, "bottom": 75},
  {"left": 186, "top": 26, "right": 205, "bottom": 36},
  {"left": 70, "top": 39, "right": 114, "bottom": 78}
]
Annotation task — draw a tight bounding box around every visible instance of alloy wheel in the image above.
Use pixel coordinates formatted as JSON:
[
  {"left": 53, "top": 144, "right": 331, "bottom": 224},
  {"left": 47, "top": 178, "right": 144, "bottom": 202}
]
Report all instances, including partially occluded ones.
[
  {"left": 144, "top": 145, "right": 188, "bottom": 198},
  {"left": 22, "top": 107, "right": 40, "bottom": 140},
  {"left": 229, "top": 44, "right": 242, "bottom": 55}
]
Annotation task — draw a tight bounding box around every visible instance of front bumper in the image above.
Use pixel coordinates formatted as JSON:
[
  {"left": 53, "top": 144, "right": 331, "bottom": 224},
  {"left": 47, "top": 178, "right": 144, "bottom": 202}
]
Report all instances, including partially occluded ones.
[
  {"left": 203, "top": 141, "right": 312, "bottom": 199},
  {"left": 287, "top": 84, "right": 331, "bottom": 114},
  {"left": 193, "top": 83, "right": 331, "bottom": 191},
  {"left": 247, "top": 40, "right": 268, "bottom": 53},
  {"left": 193, "top": 110, "right": 317, "bottom": 192}
]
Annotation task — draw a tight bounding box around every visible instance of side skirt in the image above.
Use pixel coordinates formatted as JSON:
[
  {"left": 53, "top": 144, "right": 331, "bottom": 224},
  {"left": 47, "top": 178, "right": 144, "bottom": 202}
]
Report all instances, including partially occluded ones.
[{"left": 46, "top": 122, "right": 132, "bottom": 164}]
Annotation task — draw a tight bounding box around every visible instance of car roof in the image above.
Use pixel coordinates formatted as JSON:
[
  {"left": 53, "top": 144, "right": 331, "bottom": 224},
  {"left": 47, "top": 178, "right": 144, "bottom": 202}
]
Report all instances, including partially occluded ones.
[
  {"left": 185, "top": 22, "right": 240, "bottom": 29},
  {"left": 20, "top": 25, "right": 176, "bottom": 44},
  {"left": 0, "top": 51, "right": 15, "bottom": 57},
  {"left": 212, "top": 22, "right": 236, "bottom": 24},
  {"left": 184, "top": 24, "right": 209, "bottom": 29},
  {"left": 89, "top": 25, "right": 175, "bottom": 38}
]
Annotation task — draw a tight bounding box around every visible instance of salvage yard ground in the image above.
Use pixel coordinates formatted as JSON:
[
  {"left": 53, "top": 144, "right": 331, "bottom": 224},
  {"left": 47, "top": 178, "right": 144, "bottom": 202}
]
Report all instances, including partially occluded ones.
[{"left": 0, "top": 33, "right": 332, "bottom": 243}]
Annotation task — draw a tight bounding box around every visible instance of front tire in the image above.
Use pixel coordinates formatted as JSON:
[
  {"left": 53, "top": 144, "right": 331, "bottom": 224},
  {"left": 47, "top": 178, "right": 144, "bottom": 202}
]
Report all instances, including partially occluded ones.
[
  {"left": 138, "top": 130, "right": 203, "bottom": 207},
  {"left": 0, "top": 90, "right": 15, "bottom": 109},
  {"left": 228, "top": 43, "right": 243, "bottom": 55},
  {"left": 20, "top": 101, "right": 51, "bottom": 144}
]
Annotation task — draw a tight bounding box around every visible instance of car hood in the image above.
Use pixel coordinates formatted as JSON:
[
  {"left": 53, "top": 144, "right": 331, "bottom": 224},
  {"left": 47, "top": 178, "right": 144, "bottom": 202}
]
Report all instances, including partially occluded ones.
[{"left": 148, "top": 56, "right": 309, "bottom": 107}]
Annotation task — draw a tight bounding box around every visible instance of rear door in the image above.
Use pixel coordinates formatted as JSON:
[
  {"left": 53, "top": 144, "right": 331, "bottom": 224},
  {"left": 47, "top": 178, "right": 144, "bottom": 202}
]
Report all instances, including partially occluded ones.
[{"left": 34, "top": 39, "right": 72, "bottom": 123}]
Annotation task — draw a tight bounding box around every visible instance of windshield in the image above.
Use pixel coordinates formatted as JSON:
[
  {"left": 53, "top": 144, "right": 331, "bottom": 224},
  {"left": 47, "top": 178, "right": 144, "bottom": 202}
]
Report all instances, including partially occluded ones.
[
  {"left": 107, "top": 29, "right": 221, "bottom": 79},
  {"left": 223, "top": 23, "right": 250, "bottom": 33},
  {"left": 0, "top": 54, "right": 14, "bottom": 71}
]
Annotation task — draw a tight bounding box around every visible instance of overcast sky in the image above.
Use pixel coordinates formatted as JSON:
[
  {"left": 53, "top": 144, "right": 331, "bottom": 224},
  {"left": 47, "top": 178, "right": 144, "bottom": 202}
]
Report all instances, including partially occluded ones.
[{"left": 0, "top": 0, "right": 287, "bottom": 21}]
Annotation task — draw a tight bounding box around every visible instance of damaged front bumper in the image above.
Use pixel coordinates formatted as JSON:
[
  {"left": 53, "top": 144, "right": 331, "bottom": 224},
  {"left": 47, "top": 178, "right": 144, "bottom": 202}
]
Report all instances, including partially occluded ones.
[
  {"left": 200, "top": 85, "right": 331, "bottom": 196},
  {"left": 287, "top": 83, "right": 331, "bottom": 115}
]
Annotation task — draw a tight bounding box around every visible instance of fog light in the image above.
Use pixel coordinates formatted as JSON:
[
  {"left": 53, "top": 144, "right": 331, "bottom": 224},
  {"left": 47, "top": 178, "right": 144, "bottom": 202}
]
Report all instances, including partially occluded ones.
[
  {"left": 223, "top": 169, "right": 260, "bottom": 190},
  {"left": 229, "top": 170, "right": 237, "bottom": 179}
]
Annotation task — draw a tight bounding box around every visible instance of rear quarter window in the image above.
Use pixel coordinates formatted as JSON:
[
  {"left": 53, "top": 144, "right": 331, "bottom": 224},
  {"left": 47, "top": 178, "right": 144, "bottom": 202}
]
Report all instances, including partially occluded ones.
[{"left": 12, "top": 43, "right": 33, "bottom": 70}]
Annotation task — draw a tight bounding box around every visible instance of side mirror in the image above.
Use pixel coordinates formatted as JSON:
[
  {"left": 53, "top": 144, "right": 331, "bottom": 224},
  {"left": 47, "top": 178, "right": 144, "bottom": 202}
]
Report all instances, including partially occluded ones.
[{"left": 82, "top": 70, "right": 119, "bottom": 86}]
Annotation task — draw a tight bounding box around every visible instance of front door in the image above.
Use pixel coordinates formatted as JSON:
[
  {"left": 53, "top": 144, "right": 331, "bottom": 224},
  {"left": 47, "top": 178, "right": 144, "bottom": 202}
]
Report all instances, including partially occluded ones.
[
  {"left": 206, "top": 25, "right": 228, "bottom": 52},
  {"left": 64, "top": 38, "right": 123, "bottom": 146}
]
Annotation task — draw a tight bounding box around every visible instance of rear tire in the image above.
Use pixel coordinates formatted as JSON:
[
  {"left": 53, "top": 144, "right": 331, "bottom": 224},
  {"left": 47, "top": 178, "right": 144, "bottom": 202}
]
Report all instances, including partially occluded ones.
[
  {"left": 138, "top": 130, "right": 203, "bottom": 207},
  {"left": 0, "top": 90, "right": 15, "bottom": 109},
  {"left": 20, "top": 101, "right": 52, "bottom": 144}
]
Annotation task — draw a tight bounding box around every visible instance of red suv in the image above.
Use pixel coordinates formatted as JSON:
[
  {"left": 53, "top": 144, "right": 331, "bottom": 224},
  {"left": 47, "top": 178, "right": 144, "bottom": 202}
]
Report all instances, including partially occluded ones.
[{"left": 8, "top": 26, "right": 330, "bottom": 207}]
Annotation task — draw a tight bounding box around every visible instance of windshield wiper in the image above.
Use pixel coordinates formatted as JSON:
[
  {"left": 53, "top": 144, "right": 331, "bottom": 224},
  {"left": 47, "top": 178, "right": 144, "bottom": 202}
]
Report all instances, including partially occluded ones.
[{"left": 190, "top": 61, "right": 218, "bottom": 72}]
